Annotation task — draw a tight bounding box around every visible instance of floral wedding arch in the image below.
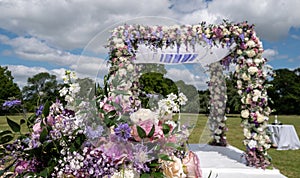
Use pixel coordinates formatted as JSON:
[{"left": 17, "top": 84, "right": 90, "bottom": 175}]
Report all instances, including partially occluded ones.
[{"left": 105, "top": 20, "right": 272, "bottom": 168}]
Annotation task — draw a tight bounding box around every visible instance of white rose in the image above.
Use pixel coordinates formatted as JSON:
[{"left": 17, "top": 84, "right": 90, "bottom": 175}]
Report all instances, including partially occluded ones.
[
  {"left": 252, "top": 95, "right": 259, "bottom": 102},
  {"left": 130, "top": 108, "right": 157, "bottom": 124},
  {"left": 241, "top": 109, "right": 250, "bottom": 118},
  {"left": 254, "top": 58, "right": 262, "bottom": 65},
  {"left": 127, "top": 64, "right": 134, "bottom": 71},
  {"left": 118, "top": 68, "right": 127, "bottom": 77},
  {"left": 248, "top": 66, "right": 258, "bottom": 75},
  {"left": 215, "top": 128, "right": 222, "bottom": 135},
  {"left": 238, "top": 90, "right": 243, "bottom": 95},
  {"left": 246, "top": 40, "right": 256, "bottom": 48},
  {"left": 237, "top": 80, "right": 242, "bottom": 89},
  {"left": 248, "top": 140, "right": 257, "bottom": 149},
  {"left": 253, "top": 89, "right": 261, "bottom": 97}
]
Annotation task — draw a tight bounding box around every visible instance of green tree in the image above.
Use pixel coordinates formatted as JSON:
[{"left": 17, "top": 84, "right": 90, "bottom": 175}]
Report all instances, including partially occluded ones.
[
  {"left": 225, "top": 72, "right": 241, "bottom": 113},
  {"left": 267, "top": 68, "right": 300, "bottom": 114},
  {"left": 22, "top": 72, "right": 60, "bottom": 112},
  {"left": 139, "top": 72, "right": 178, "bottom": 96},
  {"left": 139, "top": 72, "right": 178, "bottom": 108},
  {"left": 0, "top": 66, "right": 21, "bottom": 114},
  {"left": 137, "top": 63, "right": 167, "bottom": 75},
  {"left": 198, "top": 90, "right": 210, "bottom": 113},
  {"left": 175, "top": 80, "right": 199, "bottom": 113},
  {"left": 76, "top": 77, "right": 96, "bottom": 99}
]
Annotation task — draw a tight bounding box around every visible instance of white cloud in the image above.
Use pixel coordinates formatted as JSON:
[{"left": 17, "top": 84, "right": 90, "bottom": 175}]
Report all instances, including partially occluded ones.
[
  {"left": 165, "top": 67, "right": 209, "bottom": 90},
  {"left": 291, "top": 34, "right": 300, "bottom": 40},
  {"left": 5, "top": 65, "right": 64, "bottom": 88},
  {"left": 6, "top": 64, "right": 108, "bottom": 89},
  {"left": 0, "top": 34, "right": 109, "bottom": 83},
  {"left": 1, "top": 0, "right": 299, "bottom": 51},
  {"left": 0, "top": 0, "right": 175, "bottom": 50},
  {"left": 262, "top": 49, "right": 279, "bottom": 61}
]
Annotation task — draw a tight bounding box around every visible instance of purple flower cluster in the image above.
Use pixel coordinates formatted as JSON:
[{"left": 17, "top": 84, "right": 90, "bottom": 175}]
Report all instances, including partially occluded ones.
[
  {"left": 15, "top": 159, "right": 40, "bottom": 174},
  {"left": 2, "top": 99, "right": 21, "bottom": 109}
]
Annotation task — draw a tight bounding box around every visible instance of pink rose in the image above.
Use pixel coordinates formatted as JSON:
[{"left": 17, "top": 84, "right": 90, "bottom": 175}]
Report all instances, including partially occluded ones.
[
  {"left": 132, "top": 119, "right": 164, "bottom": 142},
  {"left": 32, "top": 122, "right": 42, "bottom": 134}
]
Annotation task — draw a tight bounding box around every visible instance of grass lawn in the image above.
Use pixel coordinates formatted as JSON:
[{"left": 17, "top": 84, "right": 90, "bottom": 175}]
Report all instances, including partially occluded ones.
[{"left": 1, "top": 114, "right": 300, "bottom": 177}]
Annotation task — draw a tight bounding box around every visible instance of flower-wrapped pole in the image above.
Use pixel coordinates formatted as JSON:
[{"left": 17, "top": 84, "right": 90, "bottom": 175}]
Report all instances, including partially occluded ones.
[{"left": 208, "top": 62, "right": 228, "bottom": 146}]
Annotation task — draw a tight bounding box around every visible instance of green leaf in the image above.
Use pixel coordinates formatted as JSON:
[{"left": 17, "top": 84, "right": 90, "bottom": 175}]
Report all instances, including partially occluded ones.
[
  {"left": 38, "top": 167, "right": 50, "bottom": 177},
  {"left": 162, "top": 123, "right": 170, "bottom": 135},
  {"left": 140, "top": 173, "right": 151, "bottom": 178},
  {"left": 136, "top": 125, "right": 146, "bottom": 139},
  {"left": 0, "top": 135, "right": 13, "bottom": 144},
  {"left": 0, "top": 130, "right": 12, "bottom": 137},
  {"left": 43, "top": 100, "right": 50, "bottom": 117},
  {"left": 147, "top": 124, "right": 155, "bottom": 138},
  {"left": 39, "top": 127, "right": 48, "bottom": 143},
  {"left": 152, "top": 172, "right": 165, "bottom": 178},
  {"left": 158, "top": 154, "right": 173, "bottom": 161},
  {"left": 6, "top": 117, "right": 20, "bottom": 132},
  {"left": 165, "top": 142, "right": 180, "bottom": 149}
]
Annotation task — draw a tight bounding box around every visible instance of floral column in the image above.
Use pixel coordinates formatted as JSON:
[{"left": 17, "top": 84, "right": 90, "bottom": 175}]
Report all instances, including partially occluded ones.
[
  {"left": 234, "top": 28, "right": 272, "bottom": 168},
  {"left": 208, "top": 61, "right": 228, "bottom": 146}
]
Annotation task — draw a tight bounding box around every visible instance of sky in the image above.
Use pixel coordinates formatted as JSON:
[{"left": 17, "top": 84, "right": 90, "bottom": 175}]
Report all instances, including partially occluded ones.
[{"left": 0, "top": 0, "right": 300, "bottom": 90}]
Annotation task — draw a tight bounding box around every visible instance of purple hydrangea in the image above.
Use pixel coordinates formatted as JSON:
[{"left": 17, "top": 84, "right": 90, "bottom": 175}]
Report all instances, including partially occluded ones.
[{"left": 114, "top": 123, "right": 131, "bottom": 141}]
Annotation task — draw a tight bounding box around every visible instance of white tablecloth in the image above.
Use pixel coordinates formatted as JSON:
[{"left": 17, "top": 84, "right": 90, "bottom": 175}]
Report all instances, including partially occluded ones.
[{"left": 267, "top": 125, "right": 300, "bottom": 150}]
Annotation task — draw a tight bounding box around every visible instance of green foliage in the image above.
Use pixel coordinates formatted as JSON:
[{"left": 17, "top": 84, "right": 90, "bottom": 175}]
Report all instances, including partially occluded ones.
[
  {"left": 76, "top": 77, "right": 96, "bottom": 99},
  {"left": 267, "top": 68, "right": 300, "bottom": 115},
  {"left": 0, "top": 66, "right": 21, "bottom": 115},
  {"left": 6, "top": 117, "right": 20, "bottom": 133},
  {"left": 138, "top": 63, "right": 167, "bottom": 75},
  {"left": 225, "top": 72, "right": 241, "bottom": 113},
  {"left": 22, "top": 72, "right": 61, "bottom": 112},
  {"left": 139, "top": 72, "right": 178, "bottom": 97},
  {"left": 176, "top": 80, "right": 200, "bottom": 113}
]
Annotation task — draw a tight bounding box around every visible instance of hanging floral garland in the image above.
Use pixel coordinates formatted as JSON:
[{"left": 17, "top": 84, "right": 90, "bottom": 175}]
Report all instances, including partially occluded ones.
[
  {"left": 208, "top": 62, "right": 228, "bottom": 146},
  {"left": 106, "top": 20, "right": 272, "bottom": 168}
]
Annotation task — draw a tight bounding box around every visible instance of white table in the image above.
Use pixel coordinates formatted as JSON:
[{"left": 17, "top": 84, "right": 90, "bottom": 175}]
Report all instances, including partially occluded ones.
[{"left": 267, "top": 125, "right": 300, "bottom": 150}]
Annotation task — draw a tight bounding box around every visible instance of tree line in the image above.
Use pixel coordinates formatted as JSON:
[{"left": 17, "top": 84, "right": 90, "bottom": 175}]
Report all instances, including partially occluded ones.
[{"left": 1, "top": 65, "right": 300, "bottom": 115}]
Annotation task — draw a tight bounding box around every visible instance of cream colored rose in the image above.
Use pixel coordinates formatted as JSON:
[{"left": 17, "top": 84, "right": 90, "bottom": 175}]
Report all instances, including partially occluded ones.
[
  {"left": 246, "top": 49, "right": 256, "bottom": 57},
  {"left": 243, "top": 128, "right": 251, "bottom": 139},
  {"left": 130, "top": 108, "right": 157, "bottom": 124},
  {"left": 161, "top": 155, "right": 186, "bottom": 178},
  {"left": 246, "top": 40, "right": 256, "bottom": 48},
  {"left": 256, "top": 111, "right": 265, "bottom": 123},
  {"left": 248, "top": 66, "right": 258, "bottom": 75},
  {"left": 241, "top": 109, "right": 250, "bottom": 118},
  {"left": 237, "top": 80, "right": 242, "bottom": 89},
  {"left": 242, "top": 73, "right": 251, "bottom": 81}
]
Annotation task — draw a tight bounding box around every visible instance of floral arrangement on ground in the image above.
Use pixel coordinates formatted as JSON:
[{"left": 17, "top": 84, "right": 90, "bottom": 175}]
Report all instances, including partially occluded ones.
[{"left": 0, "top": 71, "right": 202, "bottom": 178}]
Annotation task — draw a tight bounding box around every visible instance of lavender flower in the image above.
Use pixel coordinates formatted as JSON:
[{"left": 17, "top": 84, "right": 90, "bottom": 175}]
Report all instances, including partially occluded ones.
[
  {"left": 114, "top": 123, "right": 131, "bottom": 141},
  {"left": 2, "top": 99, "right": 21, "bottom": 109},
  {"left": 36, "top": 105, "right": 44, "bottom": 116}
]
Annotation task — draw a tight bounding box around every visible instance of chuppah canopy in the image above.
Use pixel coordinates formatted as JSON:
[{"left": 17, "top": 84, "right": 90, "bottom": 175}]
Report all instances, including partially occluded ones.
[{"left": 134, "top": 43, "right": 236, "bottom": 66}]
